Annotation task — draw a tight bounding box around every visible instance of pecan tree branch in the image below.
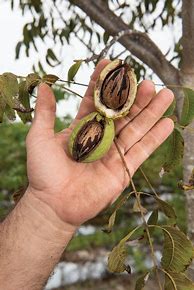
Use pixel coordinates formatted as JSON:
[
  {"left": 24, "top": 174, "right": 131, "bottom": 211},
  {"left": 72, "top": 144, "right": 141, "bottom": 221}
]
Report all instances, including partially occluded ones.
[
  {"left": 71, "top": 0, "right": 180, "bottom": 86},
  {"left": 182, "top": 0, "right": 194, "bottom": 73}
]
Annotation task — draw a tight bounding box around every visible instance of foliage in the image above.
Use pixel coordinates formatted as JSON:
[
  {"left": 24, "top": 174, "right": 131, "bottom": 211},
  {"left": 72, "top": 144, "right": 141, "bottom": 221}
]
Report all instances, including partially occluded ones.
[
  {"left": 0, "top": 122, "right": 29, "bottom": 192},
  {"left": 0, "top": 116, "right": 71, "bottom": 215},
  {"left": 9, "top": 0, "right": 182, "bottom": 78}
]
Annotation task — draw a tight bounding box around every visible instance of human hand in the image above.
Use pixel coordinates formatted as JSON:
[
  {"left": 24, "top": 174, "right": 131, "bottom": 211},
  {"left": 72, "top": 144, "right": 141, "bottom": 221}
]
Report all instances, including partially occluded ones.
[{"left": 26, "top": 60, "right": 174, "bottom": 232}]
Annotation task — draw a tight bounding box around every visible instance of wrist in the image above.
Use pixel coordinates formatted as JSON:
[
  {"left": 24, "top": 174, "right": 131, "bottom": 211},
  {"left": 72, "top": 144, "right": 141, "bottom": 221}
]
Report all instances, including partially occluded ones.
[
  {"left": 0, "top": 189, "right": 75, "bottom": 289},
  {"left": 21, "top": 187, "right": 76, "bottom": 245}
]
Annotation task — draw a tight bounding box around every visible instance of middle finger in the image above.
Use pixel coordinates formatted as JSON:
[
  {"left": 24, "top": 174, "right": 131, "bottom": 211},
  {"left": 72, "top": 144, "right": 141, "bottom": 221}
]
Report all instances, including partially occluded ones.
[{"left": 115, "top": 80, "right": 156, "bottom": 134}]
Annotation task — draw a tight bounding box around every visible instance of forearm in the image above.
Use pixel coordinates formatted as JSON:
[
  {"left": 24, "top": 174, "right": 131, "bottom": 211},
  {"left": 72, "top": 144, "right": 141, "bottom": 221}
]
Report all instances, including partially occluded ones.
[{"left": 0, "top": 189, "right": 74, "bottom": 290}]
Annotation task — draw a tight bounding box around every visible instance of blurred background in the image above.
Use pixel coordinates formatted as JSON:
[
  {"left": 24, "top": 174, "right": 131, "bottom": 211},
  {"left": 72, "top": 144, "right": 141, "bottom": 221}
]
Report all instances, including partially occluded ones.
[{"left": 0, "top": 1, "right": 185, "bottom": 289}]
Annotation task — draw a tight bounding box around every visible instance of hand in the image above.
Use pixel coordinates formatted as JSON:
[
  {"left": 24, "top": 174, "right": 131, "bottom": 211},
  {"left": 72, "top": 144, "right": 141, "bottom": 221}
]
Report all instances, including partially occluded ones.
[{"left": 26, "top": 60, "right": 174, "bottom": 231}]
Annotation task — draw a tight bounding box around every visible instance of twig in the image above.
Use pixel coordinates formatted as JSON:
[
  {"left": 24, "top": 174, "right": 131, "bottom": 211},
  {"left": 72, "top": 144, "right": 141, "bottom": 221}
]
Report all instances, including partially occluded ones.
[
  {"left": 13, "top": 107, "right": 34, "bottom": 113},
  {"left": 114, "top": 49, "right": 127, "bottom": 60},
  {"left": 114, "top": 139, "right": 163, "bottom": 290},
  {"left": 82, "top": 30, "right": 134, "bottom": 63}
]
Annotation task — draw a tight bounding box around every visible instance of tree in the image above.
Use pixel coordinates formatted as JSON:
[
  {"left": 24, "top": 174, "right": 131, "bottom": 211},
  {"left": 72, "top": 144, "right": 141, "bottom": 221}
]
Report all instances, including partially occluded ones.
[{"left": 3, "top": 0, "right": 194, "bottom": 287}]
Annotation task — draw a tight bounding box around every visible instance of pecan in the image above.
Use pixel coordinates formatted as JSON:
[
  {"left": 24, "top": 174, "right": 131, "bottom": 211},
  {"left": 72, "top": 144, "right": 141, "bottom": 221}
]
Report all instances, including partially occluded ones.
[
  {"left": 73, "top": 119, "right": 104, "bottom": 161},
  {"left": 100, "top": 64, "right": 130, "bottom": 110}
]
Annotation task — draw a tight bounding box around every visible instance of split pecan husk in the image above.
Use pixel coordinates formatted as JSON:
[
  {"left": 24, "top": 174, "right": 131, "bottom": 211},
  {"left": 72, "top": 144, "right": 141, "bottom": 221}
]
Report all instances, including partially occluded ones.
[{"left": 94, "top": 59, "right": 137, "bottom": 119}]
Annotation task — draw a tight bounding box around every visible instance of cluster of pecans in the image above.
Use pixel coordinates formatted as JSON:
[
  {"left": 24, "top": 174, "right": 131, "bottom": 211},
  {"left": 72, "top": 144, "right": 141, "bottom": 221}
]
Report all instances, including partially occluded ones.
[{"left": 68, "top": 59, "right": 137, "bottom": 163}]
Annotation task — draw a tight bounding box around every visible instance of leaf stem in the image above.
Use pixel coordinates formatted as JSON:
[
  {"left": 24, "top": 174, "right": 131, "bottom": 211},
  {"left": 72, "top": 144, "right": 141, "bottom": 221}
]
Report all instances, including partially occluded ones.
[
  {"left": 40, "top": 80, "right": 84, "bottom": 99},
  {"left": 114, "top": 139, "right": 163, "bottom": 290},
  {"left": 139, "top": 167, "right": 160, "bottom": 198},
  {"left": 58, "top": 79, "right": 88, "bottom": 87},
  {"left": 55, "top": 84, "right": 83, "bottom": 99},
  {"left": 159, "top": 268, "right": 178, "bottom": 290}
]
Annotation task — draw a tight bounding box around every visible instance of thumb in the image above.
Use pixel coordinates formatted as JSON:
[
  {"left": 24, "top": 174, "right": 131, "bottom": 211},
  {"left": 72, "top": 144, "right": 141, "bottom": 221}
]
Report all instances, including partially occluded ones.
[{"left": 32, "top": 83, "right": 56, "bottom": 132}]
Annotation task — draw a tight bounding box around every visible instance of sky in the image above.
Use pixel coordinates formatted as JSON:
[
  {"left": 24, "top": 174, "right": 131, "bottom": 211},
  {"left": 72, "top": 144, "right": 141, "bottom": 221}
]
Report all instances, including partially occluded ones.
[{"left": 0, "top": 1, "right": 182, "bottom": 119}]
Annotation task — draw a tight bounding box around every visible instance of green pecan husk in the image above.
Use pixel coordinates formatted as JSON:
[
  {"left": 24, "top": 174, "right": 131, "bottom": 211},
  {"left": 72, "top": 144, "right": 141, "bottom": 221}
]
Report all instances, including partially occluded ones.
[{"left": 68, "top": 112, "right": 115, "bottom": 162}]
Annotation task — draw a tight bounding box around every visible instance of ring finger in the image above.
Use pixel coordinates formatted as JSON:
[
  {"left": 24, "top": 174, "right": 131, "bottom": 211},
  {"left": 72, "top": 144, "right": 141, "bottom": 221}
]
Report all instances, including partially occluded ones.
[{"left": 117, "top": 88, "right": 174, "bottom": 153}]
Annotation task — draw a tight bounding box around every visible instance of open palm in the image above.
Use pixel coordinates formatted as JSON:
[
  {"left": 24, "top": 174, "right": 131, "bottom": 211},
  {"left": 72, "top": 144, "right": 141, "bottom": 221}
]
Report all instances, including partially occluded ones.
[{"left": 26, "top": 60, "right": 174, "bottom": 230}]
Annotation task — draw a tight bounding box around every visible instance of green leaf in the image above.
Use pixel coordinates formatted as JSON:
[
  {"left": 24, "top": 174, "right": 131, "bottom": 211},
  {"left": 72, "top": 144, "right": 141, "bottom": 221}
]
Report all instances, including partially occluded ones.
[
  {"left": 4, "top": 104, "right": 16, "bottom": 121},
  {"left": 163, "top": 128, "right": 184, "bottom": 172},
  {"left": 164, "top": 272, "right": 194, "bottom": 290},
  {"left": 108, "top": 226, "right": 142, "bottom": 273},
  {"left": 42, "top": 74, "right": 59, "bottom": 86},
  {"left": 46, "top": 48, "right": 60, "bottom": 67},
  {"left": 0, "top": 73, "right": 19, "bottom": 121},
  {"left": 103, "top": 211, "right": 116, "bottom": 234},
  {"left": 161, "top": 226, "right": 194, "bottom": 272},
  {"left": 180, "top": 88, "right": 194, "bottom": 127},
  {"left": 26, "top": 73, "right": 41, "bottom": 94},
  {"left": 37, "top": 61, "right": 46, "bottom": 75},
  {"left": 135, "top": 272, "right": 150, "bottom": 290},
  {"left": 108, "top": 242, "right": 129, "bottom": 273},
  {"left": 133, "top": 199, "right": 147, "bottom": 214},
  {"left": 103, "top": 31, "right": 110, "bottom": 44},
  {"left": 103, "top": 192, "right": 133, "bottom": 233},
  {"left": 0, "top": 73, "right": 19, "bottom": 106},
  {"left": 68, "top": 60, "right": 82, "bottom": 82},
  {"left": 17, "top": 81, "right": 32, "bottom": 123},
  {"left": 146, "top": 209, "right": 159, "bottom": 236},
  {"left": 164, "top": 98, "right": 176, "bottom": 117},
  {"left": 139, "top": 209, "right": 158, "bottom": 242},
  {"left": 47, "top": 49, "right": 59, "bottom": 61},
  {"left": 96, "top": 31, "right": 101, "bottom": 43},
  {"left": 147, "top": 209, "right": 158, "bottom": 226},
  {"left": 155, "top": 197, "right": 177, "bottom": 225},
  {"left": 0, "top": 92, "right": 6, "bottom": 122},
  {"left": 15, "top": 41, "right": 22, "bottom": 59}
]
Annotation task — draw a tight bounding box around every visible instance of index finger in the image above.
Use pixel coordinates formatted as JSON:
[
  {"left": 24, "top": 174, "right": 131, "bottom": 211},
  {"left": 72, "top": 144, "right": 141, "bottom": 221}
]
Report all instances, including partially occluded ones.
[{"left": 75, "top": 59, "right": 110, "bottom": 121}]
